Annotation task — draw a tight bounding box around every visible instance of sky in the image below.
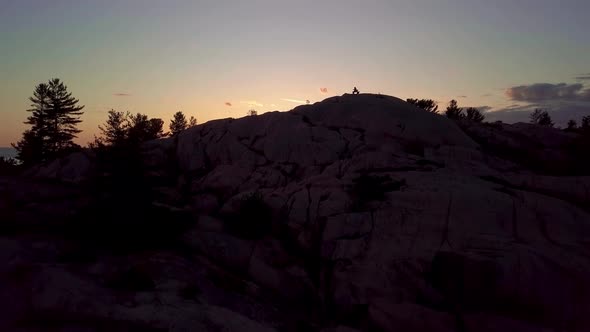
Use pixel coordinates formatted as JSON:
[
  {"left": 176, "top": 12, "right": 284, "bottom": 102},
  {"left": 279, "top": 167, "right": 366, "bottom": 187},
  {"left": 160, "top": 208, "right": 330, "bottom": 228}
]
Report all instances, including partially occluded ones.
[{"left": 1, "top": 0, "right": 589, "bottom": 146}]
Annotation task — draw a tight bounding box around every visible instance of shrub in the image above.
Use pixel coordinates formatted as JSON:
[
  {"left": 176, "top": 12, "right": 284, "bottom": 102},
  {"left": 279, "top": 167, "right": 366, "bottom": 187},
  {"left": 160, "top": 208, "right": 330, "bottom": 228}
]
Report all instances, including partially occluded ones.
[
  {"left": 226, "top": 191, "right": 273, "bottom": 239},
  {"left": 349, "top": 173, "right": 406, "bottom": 210},
  {"left": 0, "top": 157, "right": 19, "bottom": 175},
  {"left": 565, "top": 119, "right": 578, "bottom": 132},
  {"left": 178, "top": 283, "right": 201, "bottom": 300},
  {"left": 404, "top": 140, "right": 426, "bottom": 157},
  {"left": 106, "top": 266, "right": 155, "bottom": 292}
]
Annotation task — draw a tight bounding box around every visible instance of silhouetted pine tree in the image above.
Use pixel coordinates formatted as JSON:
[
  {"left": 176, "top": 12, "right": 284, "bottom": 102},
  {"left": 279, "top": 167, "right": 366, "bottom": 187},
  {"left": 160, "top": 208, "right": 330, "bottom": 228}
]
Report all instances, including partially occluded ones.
[
  {"left": 566, "top": 120, "right": 578, "bottom": 132},
  {"left": 127, "top": 113, "right": 165, "bottom": 144},
  {"left": 12, "top": 79, "right": 84, "bottom": 165},
  {"left": 530, "top": 109, "right": 554, "bottom": 127},
  {"left": 445, "top": 100, "right": 464, "bottom": 119},
  {"left": 96, "top": 110, "right": 131, "bottom": 146},
  {"left": 189, "top": 116, "right": 198, "bottom": 127},
  {"left": 465, "top": 107, "right": 485, "bottom": 122},
  {"left": 169, "top": 111, "right": 188, "bottom": 136},
  {"left": 406, "top": 98, "right": 439, "bottom": 113}
]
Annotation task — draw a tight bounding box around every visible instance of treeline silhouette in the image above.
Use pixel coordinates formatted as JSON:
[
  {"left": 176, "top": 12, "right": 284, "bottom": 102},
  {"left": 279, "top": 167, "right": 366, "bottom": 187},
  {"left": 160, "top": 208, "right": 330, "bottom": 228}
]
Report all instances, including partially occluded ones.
[
  {"left": 6, "top": 80, "right": 590, "bottom": 174},
  {"left": 407, "top": 97, "right": 590, "bottom": 132},
  {"left": 407, "top": 98, "right": 486, "bottom": 122},
  {"left": 10, "top": 79, "right": 197, "bottom": 169}
]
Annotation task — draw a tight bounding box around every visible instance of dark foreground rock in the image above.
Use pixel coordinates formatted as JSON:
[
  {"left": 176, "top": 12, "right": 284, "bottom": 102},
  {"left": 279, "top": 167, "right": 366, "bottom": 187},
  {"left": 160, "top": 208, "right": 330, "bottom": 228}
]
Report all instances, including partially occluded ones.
[{"left": 2, "top": 94, "right": 590, "bottom": 331}]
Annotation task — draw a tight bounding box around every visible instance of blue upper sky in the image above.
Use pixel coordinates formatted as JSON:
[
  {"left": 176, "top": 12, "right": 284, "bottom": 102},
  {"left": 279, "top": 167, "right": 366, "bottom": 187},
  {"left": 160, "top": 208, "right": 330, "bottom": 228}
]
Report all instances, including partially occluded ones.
[{"left": 1, "top": 0, "right": 589, "bottom": 145}]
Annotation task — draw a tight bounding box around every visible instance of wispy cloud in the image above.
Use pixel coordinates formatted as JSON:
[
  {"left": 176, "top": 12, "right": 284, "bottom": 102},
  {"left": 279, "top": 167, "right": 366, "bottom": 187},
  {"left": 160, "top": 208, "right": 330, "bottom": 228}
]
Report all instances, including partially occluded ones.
[
  {"left": 471, "top": 106, "right": 492, "bottom": 113},
  {"left": 481, "top": 93, "right": 493, "bottom": 97},
  {"left": 225, "top": 102, "right": 232, "bottom": 107},
  {"left": 458, "top": 95, "right": 467, "bottom": 98},
  {"left": 575, "top": 75, "right": 590, "bottom": 81},
  {"left": 85, "top": 105, "right": 112, "bottom": 113},
  {"left": 281, "top": 98, "right": 307, "bottom": 104},
  {"left": 113, "top": 93, "right": 132, "bottom": 97},
  {"left": 320, "top": 88, "right": 328, "bottom": 94},
  {"left": 240, "top": 100, "right": 263, "bottom": 107}
]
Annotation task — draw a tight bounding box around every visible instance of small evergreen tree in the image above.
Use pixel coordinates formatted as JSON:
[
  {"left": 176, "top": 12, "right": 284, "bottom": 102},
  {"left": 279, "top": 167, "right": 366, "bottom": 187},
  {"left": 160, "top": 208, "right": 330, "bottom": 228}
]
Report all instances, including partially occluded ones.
[
  {"left": 147, "top": 118, "right": 165, "bottom": 139},
  {"left": 406, "top": 98, "right": 439, "bottom": 113},
  {"left": 465, "top": 107, "right": 485, "bottom": 122},
  {"left": 12, "top": 130, "right": 45, "bottom": 165},
  {"left": 530, "top": 109, "right": 554, "bottom": 127},
  {"left": 248, "top": 109, "right": 258, "bottom": 116},
  {"left": 189, "top": 116, "right": 197, "bottom": 127},
  {"left": 445, "top": 100, "right": 464, "bottom": 119},
  {"left": 97, "top": 110, "right": 130, "bottom": 146},
  {"left": 566, "top": 120, "right": 578, "bottom": 131},
  {"left": 127, "top": 113, "right": 165, "bottom": 143},
  {"left": 581, "top": 116, "right": 590, "bottom": 131},
  {"left": 169, "top": 111, "right": 188, "bottom": 136}
]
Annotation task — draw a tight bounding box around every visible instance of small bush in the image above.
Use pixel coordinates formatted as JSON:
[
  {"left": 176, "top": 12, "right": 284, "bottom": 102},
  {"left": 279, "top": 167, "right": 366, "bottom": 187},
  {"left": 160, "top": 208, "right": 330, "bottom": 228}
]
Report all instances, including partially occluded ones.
[
  {"left": 106, "top": 266, "right": 155, "bottom": 292},
  {"left": 349, "top": 173, "right": 406, "bottom": 210},
  {"left": 178, "top": 283, "right": 201, "bottom": 300},
  {"left": 416, "top": 159, "right": 445, "bottom": 168},
  {"left": 404, "top": 140, "right": 426, "bottom": 157},
  {"left": 0, "top": 157, "right": 19, "bottom": 175},
  {"left": 226, "top": 191, "right": 273, "bottom": 239}
]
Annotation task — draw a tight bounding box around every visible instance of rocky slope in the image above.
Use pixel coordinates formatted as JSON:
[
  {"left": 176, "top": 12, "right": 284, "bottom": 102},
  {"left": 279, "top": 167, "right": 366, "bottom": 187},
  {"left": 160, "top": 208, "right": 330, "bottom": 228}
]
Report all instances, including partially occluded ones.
[{"left": 2, "top": 94, "right": 590, "bottom": 331}]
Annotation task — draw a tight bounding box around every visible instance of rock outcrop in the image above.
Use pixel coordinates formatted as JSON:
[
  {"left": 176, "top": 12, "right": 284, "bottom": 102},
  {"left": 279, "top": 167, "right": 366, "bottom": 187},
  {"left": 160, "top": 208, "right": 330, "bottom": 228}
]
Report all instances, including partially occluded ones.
[{"left": 3, "top": 94, "right": 590, "bottom": 331}]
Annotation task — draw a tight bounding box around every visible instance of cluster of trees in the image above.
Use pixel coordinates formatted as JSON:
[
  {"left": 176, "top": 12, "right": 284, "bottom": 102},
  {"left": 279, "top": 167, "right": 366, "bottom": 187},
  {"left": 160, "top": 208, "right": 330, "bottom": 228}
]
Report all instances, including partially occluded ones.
[
  {"left": 565, "top": 115, "right": 590, "bottom": 132},
  {"left": 406, "top": 98, "right": 590, "bottom": 132},
  {"left": 526, "top": 109, "right": 589, "bottom": 132},
  {"left": 406, "top": 98, "right": 485, "bottom": 122},
  {"left": 11, "top": 79, "right": 198, "bottom": 166},
  {"left": 91, "top": 110, "right": 196, "bottom": 148},
  {"left": 11, "top": 79, "right": 590, "bottom": 168}
]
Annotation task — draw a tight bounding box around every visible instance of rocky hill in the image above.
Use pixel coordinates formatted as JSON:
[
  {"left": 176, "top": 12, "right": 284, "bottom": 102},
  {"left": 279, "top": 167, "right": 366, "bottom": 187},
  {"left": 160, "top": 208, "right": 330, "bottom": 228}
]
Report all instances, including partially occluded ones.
[{"left": 2, "top": 94, "right": 590, "bottom": 331}]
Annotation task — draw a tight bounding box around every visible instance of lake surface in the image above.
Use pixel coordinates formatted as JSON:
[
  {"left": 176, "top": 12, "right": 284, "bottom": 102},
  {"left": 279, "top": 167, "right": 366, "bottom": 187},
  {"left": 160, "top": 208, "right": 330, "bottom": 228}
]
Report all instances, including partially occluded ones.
[{"left": 0, "top": 147, "right": 17, "bottom": 159}]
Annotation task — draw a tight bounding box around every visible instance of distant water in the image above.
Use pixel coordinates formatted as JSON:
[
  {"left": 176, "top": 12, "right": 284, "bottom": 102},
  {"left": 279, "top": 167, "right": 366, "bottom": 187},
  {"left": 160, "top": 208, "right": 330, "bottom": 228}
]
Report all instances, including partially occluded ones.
[{"left": 0, "top": 147, "right": 17, "bottom": 159}]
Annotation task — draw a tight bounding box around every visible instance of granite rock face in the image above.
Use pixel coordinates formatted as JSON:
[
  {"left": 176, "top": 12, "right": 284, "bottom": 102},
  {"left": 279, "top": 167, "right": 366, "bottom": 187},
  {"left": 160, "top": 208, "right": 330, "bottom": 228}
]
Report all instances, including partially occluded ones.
[{"left": 5, "top": 94, "right": 590, "bottom": 331}]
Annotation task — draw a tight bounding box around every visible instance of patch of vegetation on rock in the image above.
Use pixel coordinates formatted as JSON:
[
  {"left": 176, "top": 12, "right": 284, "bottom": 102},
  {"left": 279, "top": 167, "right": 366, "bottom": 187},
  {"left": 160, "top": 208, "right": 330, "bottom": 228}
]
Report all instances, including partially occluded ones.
[
  {"left": 403, "top": 140, "right": 426, "bottom": 157},
  {"left": 225, "top": 191, "right": 273, "bottom": 240},
  {"left": 349, "top": 173, "right": 406, "bottom": 211},
  {"left": 106, "top": 265, "right": 155, "bottom": 292}
]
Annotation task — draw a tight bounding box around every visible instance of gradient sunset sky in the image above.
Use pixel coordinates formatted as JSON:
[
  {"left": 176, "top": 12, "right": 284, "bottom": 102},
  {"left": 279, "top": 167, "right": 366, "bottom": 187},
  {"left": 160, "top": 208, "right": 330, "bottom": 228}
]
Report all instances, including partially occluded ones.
[{"left": 1, "top": 0, "right": 589, "bottom": 146}]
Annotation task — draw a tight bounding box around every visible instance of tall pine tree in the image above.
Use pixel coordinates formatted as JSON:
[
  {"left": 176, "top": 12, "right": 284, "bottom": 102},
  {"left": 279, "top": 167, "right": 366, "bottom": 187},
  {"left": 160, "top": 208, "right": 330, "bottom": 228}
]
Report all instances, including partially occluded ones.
[
  {"left": 46, "top": 78, "right": 84, "bottom": 151},
  {"left": 12, "top": 79, "right": 84, "bottom": 165}
]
